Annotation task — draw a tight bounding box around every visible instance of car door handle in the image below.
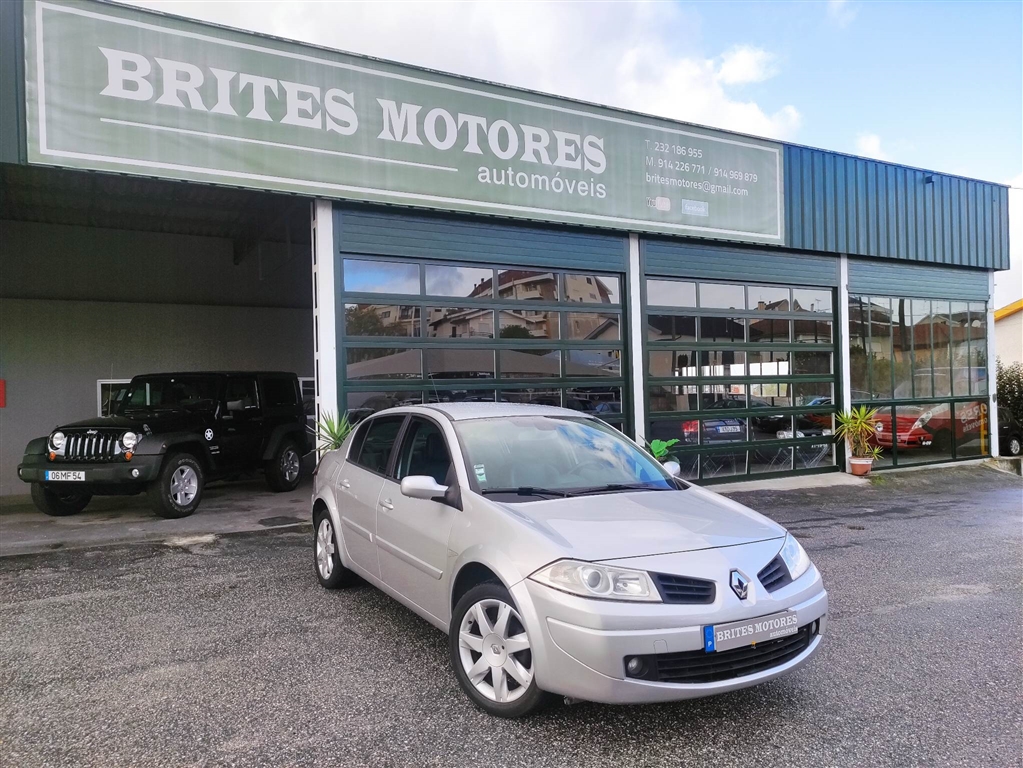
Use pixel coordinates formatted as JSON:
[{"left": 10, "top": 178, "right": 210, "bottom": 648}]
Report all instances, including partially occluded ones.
[
  {"left": 380, "top": 499, "right": 394, "bottom": 511},
  {"left": 340, "top": 479, "right": 351, "bottom": 489}
]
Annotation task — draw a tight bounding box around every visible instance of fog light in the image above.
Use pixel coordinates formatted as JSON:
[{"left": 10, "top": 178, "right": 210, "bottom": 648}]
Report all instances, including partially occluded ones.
[
  {"left": 131, "top": 468, "right": 140, "bottom": 478},
  {"left": 626, "top": 657, "right": 645, "bottom": 676}
]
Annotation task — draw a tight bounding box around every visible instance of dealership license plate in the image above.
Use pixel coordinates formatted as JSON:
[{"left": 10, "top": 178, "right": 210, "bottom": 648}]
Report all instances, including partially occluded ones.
[
  {"left": 717, "top": 425, "right": 742, "bottom": 433},
  {"left": 45, "top": 471, "right": 85, "bottom": 482},
  {"left": 704, "top": 610, "right": 798, "bottom": 652}
]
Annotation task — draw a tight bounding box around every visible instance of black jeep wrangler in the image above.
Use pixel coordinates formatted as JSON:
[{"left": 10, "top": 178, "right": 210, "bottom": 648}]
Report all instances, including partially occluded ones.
[{"left": 18, "top": 372, "right": 310, "bottom": 519}]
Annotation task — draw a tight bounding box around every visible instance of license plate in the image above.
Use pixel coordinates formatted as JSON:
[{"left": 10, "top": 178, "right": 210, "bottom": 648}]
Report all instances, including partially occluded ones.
[
  {"left": 45, "top": 471, "right": 85, "bottom": 482},
  {"left": 717, "top": 425, "right": 741, "bottom": 433},
  {"left": 704, "top": 610, "right": 798, "bottom": 652}
]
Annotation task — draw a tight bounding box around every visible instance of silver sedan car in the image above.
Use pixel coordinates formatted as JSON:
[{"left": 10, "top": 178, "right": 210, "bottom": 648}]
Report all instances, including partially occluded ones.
[{"left": 311, "top": 403, "right": 827, "bottom": 718}]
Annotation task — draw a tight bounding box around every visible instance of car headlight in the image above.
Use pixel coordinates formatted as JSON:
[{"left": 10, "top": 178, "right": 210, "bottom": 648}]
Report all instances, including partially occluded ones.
[
  {"left": 529, "top": 559, "right": 661, "bottom": 602},
  {"left": 911, "top": 410, "right": 933, "bottom": 431},
  {"left": 121, "top": 431, "right": 138, "bottom": 450},
  {"left": 49, "top": 431, "right": 65, "bottom": 451},
  {"left": 779, "top": 534, "right": 811, "bottom": 580}
]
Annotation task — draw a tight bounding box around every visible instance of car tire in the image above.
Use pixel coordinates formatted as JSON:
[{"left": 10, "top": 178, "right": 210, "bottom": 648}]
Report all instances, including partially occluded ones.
[
  {"left": 147, "top": 452, "right": 204, "bottom": 519},
  {"left": 313, "top": 506, "right": 357, "bottom": 589},
  {"left": 449, "top": 582, "right": 553, "bottom": 718},
  {"left": 1007, "top": 435, "right": 1022, "bottom": 457},
  {"left": 30, "top": 483, "right": 92, "bottom": 516},
  {"left": 266, "top": 438, "right": 302, "bottom": 492}
]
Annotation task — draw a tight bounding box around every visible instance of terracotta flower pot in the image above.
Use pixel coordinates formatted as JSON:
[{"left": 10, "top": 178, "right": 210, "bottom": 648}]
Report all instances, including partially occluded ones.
[{"left": 849, "top": 457, "right": 874, "bottom": 476}]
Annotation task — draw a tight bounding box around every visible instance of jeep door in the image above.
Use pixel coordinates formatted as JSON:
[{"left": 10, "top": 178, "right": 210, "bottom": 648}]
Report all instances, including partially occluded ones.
[
  {"left": 336, "top": 414, "right": 406, "bottom": 578},
  {"left": 375, "top": 416, "right": 458, "bottom": 623},
  {"left": 219, "top": 375, "right": 263, "bottom": 469}
]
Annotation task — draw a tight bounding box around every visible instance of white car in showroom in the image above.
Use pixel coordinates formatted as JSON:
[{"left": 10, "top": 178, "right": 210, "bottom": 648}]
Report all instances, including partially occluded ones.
[{"left": 311, "top": 403, "right": 827, "bottom": 718}]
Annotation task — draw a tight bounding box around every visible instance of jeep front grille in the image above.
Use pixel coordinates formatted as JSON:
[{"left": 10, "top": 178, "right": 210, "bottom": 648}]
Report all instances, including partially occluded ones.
[{"left": 59, "top": 430, "right": 122, "bottom": 463}]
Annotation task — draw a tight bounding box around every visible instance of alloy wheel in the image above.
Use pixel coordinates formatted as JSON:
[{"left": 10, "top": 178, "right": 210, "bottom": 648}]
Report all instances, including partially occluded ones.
[
  {"left": 1010, "top": 437, "right": 1022, "bottom": 456},
  {"left": 170, "top": 466, "right": 198, "bottom": 506},
  {"left": 316, "top": 517, "right": 335, "bottom": 579},
  {"left": 283, "top": 448, "right": 301, "bottom": 483},
  {"left": 458, "top": 598, "right": 533, "bottom": 703}
]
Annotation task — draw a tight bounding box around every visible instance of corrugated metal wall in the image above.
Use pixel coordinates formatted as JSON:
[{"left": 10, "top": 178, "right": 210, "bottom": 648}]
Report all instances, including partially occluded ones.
[
  {"left": 642, "top": 238, "right": 839, "bottom": 286},
  {"left": 785, "top": 145, "right": 1009, "bottom": 271},
  {"left": 334, "top": 206, "right": 628, "bottom": 271},
  {"left": 847, "top": 259, "right": 989, "bottom": 301}
]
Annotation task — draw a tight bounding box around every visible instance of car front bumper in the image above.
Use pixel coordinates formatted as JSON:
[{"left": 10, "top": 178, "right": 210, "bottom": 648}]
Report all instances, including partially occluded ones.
[
  {"left": 18, "top": 454, "right": 162, "bottom": 486},
  {"left": 511, "top": 568, "right": 827, "bottom": 705}
]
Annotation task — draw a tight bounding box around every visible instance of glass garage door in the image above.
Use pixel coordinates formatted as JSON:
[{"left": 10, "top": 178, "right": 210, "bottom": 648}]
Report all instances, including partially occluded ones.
[
  {"left": 644, "top": 276, "right": 839, "bottom": 481},
  {"left": 339, "top": 257, "right": 629, "bottom": 431}
]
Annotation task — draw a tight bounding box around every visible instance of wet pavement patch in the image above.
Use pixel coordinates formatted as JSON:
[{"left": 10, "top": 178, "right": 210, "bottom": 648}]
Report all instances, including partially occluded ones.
[{"left": 258, "top": 515, "right": 305, "bottom": 528}]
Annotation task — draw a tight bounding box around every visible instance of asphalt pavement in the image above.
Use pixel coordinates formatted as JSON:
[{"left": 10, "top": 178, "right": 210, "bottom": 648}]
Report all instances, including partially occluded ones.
[{"left": 0, "top": 466, "right": 1020, "bottom": 767}]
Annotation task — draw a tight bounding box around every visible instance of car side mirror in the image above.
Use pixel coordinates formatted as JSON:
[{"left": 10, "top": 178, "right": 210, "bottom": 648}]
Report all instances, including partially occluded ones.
[
  {"left": 400, "top": 475, "right": 449, "bottom": 501},
  {"left": 662, "top": 460, "right": 681, "bottom": 477}
]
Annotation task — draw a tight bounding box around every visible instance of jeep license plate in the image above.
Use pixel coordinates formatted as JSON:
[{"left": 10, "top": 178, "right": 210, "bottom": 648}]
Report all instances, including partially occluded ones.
[{"left": 45, "top": 471, "right": 85, "bottom": 482}]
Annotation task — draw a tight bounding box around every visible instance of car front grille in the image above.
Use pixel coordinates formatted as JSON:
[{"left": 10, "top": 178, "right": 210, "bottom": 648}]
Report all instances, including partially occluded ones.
[
  {"left": 58, "top": 430, "right": 123, "bottom": 463},
  {"left": 625, "top": 623, "right": 816, "bottom": 684},
  {"left": 650, "top": 572, "right": 716, "bottom": 604},
  {"left": 757, "top": 555, "right": 793, "bottom": 592}
]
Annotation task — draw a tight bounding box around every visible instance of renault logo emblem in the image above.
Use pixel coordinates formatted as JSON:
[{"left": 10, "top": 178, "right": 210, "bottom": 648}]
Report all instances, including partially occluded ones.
[{"left": 730, "top": 569, "right": 750, "bottom": 600}]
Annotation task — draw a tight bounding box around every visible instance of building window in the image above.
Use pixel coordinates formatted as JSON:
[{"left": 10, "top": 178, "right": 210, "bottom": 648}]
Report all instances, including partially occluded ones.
[
  {"left": 848, "top": 294, "right": 991, "bottom": 466},
  {"left": 644, "top": 277, "right": 837, "bottom": 481},
  {"left": 340, "top": 258, "right": 627, "bottom": 430}
]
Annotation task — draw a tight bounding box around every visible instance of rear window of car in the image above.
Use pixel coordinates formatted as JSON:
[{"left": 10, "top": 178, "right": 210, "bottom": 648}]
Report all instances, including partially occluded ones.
[
  {"left": 350, "top": 415, "right": 406, "bottom": 474},
  {"left": 262, "top": 377, "right": 297, "bottom": 408}
]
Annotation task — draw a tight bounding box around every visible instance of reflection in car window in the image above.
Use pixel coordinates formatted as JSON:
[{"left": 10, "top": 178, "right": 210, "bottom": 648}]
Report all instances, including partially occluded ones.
[
  {"left": 396, "top": 418, "right": 453, "bottom": 485},
  {"left": 455, "top": 416, "right": 675, "bottom": 497},
  {"left": 352, "top": 415, "right": 406, "bottom": 474}
]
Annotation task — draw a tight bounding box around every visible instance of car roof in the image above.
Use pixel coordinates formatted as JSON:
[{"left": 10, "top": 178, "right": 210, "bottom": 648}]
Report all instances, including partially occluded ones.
[
  {"left": 129, "top": 371, "right": 297, "bottom": 378},
  {"left": 408, "top": 402, "right": 592, "bottom": 422}
]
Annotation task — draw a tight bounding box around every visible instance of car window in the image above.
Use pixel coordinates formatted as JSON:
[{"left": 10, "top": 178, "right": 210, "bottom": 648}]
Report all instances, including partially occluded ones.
[
  {"left": 225, "top": 377, "right": 259, "bottom": 411},
  {"left": 350, "top": 415, "right": 406, "bottom": 474},
  {"left": 454, "top": 416, "right": 675, "bottom": 498},
  {"left": 395, "top": 418, "right": 453, "bottom": 485},
  {"left": 262, "top": 377, "right": 297, "bottom": 408},
  {"left": 118, "top": 376, "right": 218, "bottom": 412}
]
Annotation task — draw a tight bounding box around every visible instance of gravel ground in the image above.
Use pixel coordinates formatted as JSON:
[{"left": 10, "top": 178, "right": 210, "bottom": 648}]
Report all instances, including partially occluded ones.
[{"left": 0, "top": 466, "right": 1020, "bottom": 767}]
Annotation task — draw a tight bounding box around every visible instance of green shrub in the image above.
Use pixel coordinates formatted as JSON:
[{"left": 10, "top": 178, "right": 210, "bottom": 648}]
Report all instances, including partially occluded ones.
[{"left": 996, "top": 359, "right": 1023, "bottom": 424}]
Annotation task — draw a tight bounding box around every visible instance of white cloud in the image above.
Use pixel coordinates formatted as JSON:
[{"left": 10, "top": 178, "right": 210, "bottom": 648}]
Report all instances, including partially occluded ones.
[
  {"left": 123, "top": 0, "right": 802, "bottom": 140},
  {"left": 854, "top": 133, "right": 893, "bottom": 161},
  {"left": 718, "top": 46, "right": 779, "bottom": 85},
  {"left": 827, "top": 0, "right": 858, "bottom": 27}
]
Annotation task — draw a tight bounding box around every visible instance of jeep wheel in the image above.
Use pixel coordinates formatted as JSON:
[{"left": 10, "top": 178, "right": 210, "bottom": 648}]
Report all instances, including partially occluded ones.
[
  {"left": 148, "top": 453, "right": 204, "bottom": 519},
  {"left": 31, "top": 483, "right": 92, "bottom": 516},
  {"left": 266, "top": 438, "right": 302, "bottom": 492}
]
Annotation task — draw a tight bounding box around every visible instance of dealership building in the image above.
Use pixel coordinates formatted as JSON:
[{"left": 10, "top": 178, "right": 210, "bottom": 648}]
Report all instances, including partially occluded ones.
[{"left": 0, "top": 0, "right": 1011, "bottom": 497}]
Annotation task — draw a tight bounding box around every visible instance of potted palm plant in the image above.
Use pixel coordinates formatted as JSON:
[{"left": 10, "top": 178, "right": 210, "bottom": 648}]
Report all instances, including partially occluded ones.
[{"left": 835, "top": 405, "right": 883, "bottom": 476}]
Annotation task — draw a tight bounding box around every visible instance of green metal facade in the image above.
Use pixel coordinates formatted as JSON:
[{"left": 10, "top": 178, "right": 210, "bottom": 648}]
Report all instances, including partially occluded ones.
[
  {"left": 847, "top": 260, "right": 989, "bottom": 301},
  {"left": 785, "top": 145, "right": 1009, "bottom": 271}
]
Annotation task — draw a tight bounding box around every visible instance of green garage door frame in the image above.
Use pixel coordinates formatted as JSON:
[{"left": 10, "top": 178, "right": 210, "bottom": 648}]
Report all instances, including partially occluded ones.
[
  {"left": 336, "top": 206, "right": 628, "bottom": 271},
  {"left": 332, "top": 204, "right": 635, "bottom": 433},
  {"left": 848, "top": 259, "right": 990, "bottom": 301},
  {"left": 641, "top": 238, "right": 840, "bottom": 287}
]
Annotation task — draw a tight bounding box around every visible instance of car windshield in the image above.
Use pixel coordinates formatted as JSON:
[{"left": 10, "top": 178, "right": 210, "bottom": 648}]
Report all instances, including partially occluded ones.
[
  {"left": 116, "top": 376, "right": 219, "bottom": 413},
  {"left": 454, "top": 416, "right": 679, "bottom": 499}
]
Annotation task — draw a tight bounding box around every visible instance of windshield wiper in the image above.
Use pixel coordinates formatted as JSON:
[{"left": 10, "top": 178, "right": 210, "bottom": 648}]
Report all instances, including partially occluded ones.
[
  {"left": 481, "top": 487, "right": 578, "bottom": 499},
  {"left": 578, "top": 482, "right": 674, "bottom": 495}
]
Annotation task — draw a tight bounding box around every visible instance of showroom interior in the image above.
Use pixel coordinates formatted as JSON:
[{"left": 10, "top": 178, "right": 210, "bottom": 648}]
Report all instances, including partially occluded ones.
[{"left": 0, "top": 0, "right": 1010, "bottom": 501}]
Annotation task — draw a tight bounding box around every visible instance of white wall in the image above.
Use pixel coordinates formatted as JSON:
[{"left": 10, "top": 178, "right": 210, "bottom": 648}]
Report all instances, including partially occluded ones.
[
  {"left": 0, "top": 220, "right": 313, "bottom": 499},
  {"left": 995, "top": 311, "right": 1023, "bottom": 366}
]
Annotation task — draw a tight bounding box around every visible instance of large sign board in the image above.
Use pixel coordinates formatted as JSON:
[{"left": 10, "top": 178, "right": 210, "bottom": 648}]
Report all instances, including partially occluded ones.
[{"left": 24, "top": 0, "right": 784, "bottom": 243}]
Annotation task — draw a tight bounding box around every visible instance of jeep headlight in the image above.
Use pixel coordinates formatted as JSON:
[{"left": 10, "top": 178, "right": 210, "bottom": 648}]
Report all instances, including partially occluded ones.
[
  {"left": 530, "top": 560, "right": 661, "bottom": 602},
  {"left": 779, "top": 534, "right": 811, "bottom": 580},
  {"left": 49, "top": 431, "right": 65, "bottom": 451},
  {"left": 121, "top": 431, "right": 138, "bottom": 450}
]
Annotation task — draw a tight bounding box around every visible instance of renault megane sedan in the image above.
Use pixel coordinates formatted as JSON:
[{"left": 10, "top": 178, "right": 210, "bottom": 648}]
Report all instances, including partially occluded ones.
[{"left": 311, "top": 403, "right": 827, "bottom": 718}]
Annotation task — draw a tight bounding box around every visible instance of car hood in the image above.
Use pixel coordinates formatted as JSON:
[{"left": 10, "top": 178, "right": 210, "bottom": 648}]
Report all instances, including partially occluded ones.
[
  {"left": 495, "top": 484, "right": 785, "bottom": 562},
  {"left": 58, "top": 411, "right": 206, "bottom": 434}
]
